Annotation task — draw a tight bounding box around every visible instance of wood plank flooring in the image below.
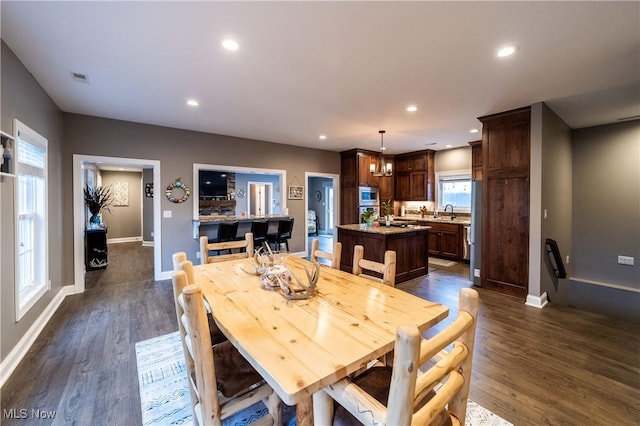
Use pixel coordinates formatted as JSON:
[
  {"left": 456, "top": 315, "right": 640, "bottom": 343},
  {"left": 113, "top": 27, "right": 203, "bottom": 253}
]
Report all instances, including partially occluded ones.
[{"left": 2, "top": 242, "right": 639, "bottom": 425}]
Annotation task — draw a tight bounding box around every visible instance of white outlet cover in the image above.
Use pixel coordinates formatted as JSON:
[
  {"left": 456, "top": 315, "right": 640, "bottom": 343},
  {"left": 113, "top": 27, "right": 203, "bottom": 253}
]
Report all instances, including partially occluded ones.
[{"left": 474, "top": 268, "right": 480, "bottom": 277}]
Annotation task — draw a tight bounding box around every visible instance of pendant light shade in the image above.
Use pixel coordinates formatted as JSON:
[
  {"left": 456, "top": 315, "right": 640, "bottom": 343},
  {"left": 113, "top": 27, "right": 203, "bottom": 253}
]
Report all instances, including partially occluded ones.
[{"left": 370, "top": 130, "right": 393, "bottom": 177}]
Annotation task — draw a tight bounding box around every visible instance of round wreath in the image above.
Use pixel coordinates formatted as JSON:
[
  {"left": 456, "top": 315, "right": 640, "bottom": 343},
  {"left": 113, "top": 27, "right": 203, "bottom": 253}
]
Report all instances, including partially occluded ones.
[{"left": 165, "top": 179, "right": 191, "bottom": 203}]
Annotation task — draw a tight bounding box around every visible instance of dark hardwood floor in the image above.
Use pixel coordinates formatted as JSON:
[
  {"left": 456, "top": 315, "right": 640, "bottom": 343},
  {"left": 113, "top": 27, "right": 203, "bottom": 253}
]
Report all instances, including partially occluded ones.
[{"left": 2, "top": 242, "right": 639, "bottom": 425}]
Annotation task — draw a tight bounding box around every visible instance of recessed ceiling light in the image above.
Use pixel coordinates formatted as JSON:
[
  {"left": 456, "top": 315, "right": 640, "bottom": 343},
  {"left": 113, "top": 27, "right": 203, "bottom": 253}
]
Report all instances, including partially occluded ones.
[
  {"left": 406, "top": 105, "right": 418, "bottom": 112},
  {"left": 319, "top": 135, "right": 327, "bottom": 140},
  {"left": 187, "top": 99, "right": 199, "bottom": 107},
  {"left": 497, "top": 45, "right": 517, "bottom": 57},
  {"left": 446, "top": 144, "right": 453, "bottom": 148},
  {"left": 222, "top": 38, "right": 240, "bottom": 51},
  {"left": 469, "top": 128, "right": 479, "bottom": 133}
]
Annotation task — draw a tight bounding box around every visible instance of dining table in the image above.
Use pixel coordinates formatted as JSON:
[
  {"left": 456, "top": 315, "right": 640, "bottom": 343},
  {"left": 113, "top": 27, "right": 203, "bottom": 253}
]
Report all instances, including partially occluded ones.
[{"left": 192, "top": 255, "right": 449, "bottom": 425}]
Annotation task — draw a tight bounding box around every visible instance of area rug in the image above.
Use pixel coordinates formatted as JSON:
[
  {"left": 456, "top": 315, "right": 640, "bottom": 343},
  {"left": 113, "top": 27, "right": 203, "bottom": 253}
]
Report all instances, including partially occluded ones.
[
  {"left": 136, "top": 332, "right": 512, "bottom": 426},
  {"left": 429, "top": 258, "right": 457, "bottom": 268}
]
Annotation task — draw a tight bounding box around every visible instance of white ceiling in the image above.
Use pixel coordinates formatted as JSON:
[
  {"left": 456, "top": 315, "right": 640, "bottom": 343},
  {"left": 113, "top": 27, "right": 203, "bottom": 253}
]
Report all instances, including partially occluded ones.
[{"left": 2, "top": 1, "right": 639, "bottom": 154}]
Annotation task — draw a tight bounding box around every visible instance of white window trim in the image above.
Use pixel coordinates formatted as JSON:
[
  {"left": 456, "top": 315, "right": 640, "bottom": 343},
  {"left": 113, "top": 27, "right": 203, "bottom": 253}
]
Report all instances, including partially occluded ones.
[
  {"left": 14, "top": 119, "right": 49, "bottom": 321},
  {"left": 435, "top": 169, "right": 472, "bottom": 213}
]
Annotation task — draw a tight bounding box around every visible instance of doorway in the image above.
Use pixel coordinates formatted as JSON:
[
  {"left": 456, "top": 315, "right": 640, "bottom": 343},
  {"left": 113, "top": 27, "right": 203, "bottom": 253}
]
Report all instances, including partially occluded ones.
[
  {"left": 72, "top": 155, "right": 162, "bottom": 294},
  {"left": 305, "top": 172, "right": 339, "bottom": 256},
  {"left": 247, "top": 181, "right": 273, "bottom": 216}
]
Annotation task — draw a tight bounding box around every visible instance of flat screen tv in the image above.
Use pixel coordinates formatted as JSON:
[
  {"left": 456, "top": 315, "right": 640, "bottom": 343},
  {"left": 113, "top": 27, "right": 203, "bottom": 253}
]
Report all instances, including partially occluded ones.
[{"left": 199, "top": 171, "right": 228, "bottom": 198}]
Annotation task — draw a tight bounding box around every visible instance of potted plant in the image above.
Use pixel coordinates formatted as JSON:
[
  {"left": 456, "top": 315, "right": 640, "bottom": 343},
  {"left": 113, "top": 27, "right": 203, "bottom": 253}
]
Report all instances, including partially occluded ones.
[
  {"left": 84, "top": 184, "right": 113, "bottom": 227},
  {"left": 360, "top": 209, "right": 377, "bottom": 227},
  {"left": 381, "top": 199, "right": 393, "bottom": 227}
]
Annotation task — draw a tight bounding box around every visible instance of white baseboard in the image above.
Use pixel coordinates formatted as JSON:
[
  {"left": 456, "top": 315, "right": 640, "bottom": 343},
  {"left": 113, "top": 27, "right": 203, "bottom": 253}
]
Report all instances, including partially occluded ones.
[
  {"left": 141, "top": 240, "right": 154, "bottom": 247},
  {"left": 107, "top": 236, "right": 142, "bottom": 244},
  {"left": 0, "top": 285, "right": 75, "bottom": 388},
  {"left": 525, "top": 292, "right": 548, "bottom": 309}
]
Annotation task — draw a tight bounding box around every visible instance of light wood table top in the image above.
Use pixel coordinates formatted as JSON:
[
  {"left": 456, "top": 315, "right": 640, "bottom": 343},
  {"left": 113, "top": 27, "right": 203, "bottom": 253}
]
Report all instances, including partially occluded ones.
[{"left": 193, "top": 256, "right": 449, "bottom": 424}]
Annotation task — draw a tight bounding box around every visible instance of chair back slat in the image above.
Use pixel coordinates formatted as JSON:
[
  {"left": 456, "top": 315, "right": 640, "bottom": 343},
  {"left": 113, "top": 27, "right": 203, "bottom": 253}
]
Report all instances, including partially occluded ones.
[
  {"left": 200, "top": 233, "right": 254, "bottom": 264},
  {"left": 352, "top": 245, "right": 396, "bottom": 286},
  {"left": 311, "top": 239, "right": 342, "bottom": 270}
]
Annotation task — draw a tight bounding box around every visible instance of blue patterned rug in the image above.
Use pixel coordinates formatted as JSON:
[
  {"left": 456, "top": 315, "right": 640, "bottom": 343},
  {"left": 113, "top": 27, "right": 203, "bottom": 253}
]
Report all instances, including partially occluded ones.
[{"left": 135, "top": 332, "right": 511, "bottom": 426}]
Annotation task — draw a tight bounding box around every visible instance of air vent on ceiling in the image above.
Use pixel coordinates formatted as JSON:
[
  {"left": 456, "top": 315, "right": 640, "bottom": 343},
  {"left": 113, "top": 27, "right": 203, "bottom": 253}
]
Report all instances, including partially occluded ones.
[
  {"left": 70, "top": 72, "right": 90, "bottom": 84},
  {"left": 424, "top": 142, "right": 437, "bottom": 146}
]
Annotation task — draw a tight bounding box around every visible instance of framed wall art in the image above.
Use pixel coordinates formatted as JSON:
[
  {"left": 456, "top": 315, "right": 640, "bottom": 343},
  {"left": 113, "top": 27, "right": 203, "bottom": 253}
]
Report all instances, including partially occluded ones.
[{"left": 288, "top": 185, "right": 303, "bottom": 200}]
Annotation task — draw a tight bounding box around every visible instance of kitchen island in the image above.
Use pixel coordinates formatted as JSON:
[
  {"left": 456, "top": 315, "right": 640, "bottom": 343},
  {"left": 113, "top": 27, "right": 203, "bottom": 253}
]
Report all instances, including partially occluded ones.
[{"left": 337, "top": 223, "right": 431, "bottom": 284}]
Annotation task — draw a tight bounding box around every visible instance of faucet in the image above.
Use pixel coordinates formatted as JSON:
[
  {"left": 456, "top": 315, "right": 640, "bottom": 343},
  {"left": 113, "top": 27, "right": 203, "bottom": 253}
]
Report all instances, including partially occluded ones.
[{"left": 443, "top": 204, "right": 456, "bottom": 220}]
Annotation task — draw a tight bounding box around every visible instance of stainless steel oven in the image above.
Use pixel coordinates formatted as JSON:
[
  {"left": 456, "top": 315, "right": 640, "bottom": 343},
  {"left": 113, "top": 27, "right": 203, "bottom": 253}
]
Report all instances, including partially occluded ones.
[
  {"left": 359, "top": 206, "right": 379, "bottom": 217},
  {"left": 358, "top": 186, "right": 379, "bottom": 206}
]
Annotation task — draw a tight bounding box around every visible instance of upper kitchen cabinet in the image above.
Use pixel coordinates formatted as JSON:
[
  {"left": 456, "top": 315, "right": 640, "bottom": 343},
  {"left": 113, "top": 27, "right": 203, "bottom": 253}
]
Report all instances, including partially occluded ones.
[
  {"left": 478, "top": 106, "right": 531, "bottom": 299},
  {"left": 469, "top": 140, "right": 482, "bottom": 180},
  {"left": 341, "top": 149, "right": 382, "bottom": 188},
  {"left": 357, "top": 151, "right": 380, "bottom": 187},
  {"left": 394, "top": 150, "right": 435, "bottom": 201}
]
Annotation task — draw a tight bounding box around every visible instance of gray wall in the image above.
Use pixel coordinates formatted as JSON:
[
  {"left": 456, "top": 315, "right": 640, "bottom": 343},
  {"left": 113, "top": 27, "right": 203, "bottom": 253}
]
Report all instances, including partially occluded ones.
[
  {"left": 61, "top": 114, "right": 341, "bottom": 274},
  {"left": 434, "top": 146, "right": 472, "bottom": 173},
  {"left": 100, "top": 170, "right": 142, "bottom": 240},
  {"left": 569, "top": 120, "right": 640, "bottom": 322},
  {"left": 539, "top": 103, "right": 573, "bottom": 304},
  {"left": 1, "top": 41, "right": 65, "bottom": 360},
  {"left": 142, "top": 168, "right": 154, "bottom": 242}
]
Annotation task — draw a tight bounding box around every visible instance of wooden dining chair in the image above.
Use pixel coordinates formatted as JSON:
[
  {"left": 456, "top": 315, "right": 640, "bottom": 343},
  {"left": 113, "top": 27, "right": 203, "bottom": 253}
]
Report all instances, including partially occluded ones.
[
  {"left": 310, "top": 238, "right": 342, "bottom": 270},
  {"left": 174, "top": 259, "right": 228, "bottom": 346},
  {"left": 173, "top": 270, "right": 283, "bottom": 426},
  {"left": 313, "top": 287, "right": 479, "bottom": 426},
  {"left": 352, "top": 245, "right": 396, "bottom": 287},
  {"left": 200, "top": 232, "right": 254, "bottom": 264}
]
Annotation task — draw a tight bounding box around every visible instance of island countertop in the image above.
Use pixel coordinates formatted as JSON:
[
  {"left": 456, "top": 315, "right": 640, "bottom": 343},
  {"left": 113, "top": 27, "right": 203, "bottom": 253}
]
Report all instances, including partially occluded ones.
[{"left": 336, "top": 223, "right": 431, "bottom": 234}]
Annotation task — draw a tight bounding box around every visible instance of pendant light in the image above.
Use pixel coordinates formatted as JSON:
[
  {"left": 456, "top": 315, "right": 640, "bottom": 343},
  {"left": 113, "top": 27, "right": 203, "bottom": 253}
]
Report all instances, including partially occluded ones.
[{"left": 370, "top": 130, "right": 393, "bottom": 177}]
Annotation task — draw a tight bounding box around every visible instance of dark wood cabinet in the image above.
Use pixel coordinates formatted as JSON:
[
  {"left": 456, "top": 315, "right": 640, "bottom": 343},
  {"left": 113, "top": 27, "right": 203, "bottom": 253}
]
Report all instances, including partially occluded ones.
[
  {"left": 394, "top": 150, "right": 434, "bottom": 201},
  {"left": 337, "top": 226, "right": 429, "bottom": 284},
  {"left": 340, "top": 149, "right": 383, "bottom": 225},
  {"left": 425, "top": 222, "right": 462, "bottom": 260},
  {"left": 85, "top": 229, "right": 108, "bottom": 270},
  {"left": 469, "top": 140, "right": 482, "bottom": 180},
  {"left": 357, "top": 152, "right": 379, "bottom": 187},
  {"left": 378, "top": 175, "right": 394, "bottom": 203},
  {"left": 479, "top": 106, "right": 530, "bottom": 298}
]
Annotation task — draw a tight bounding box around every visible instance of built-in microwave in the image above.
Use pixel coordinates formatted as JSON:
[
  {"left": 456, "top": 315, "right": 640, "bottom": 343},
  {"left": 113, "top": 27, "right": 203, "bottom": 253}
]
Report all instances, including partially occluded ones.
[{"left": 359, "top": 186, "right": 379, "bottom": 206}]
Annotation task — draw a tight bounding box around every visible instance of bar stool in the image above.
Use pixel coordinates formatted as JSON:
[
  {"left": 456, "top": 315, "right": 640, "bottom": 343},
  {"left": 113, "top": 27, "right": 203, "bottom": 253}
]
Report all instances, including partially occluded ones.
[
  {"left": 251, "top": 220, "right": 270, "bottom": 250},
  {"left": 267, "top": 217, "right": 294, "bottom": 252},
  {"left": 214, "top": 221, "right": 239, "bottom": 254}
]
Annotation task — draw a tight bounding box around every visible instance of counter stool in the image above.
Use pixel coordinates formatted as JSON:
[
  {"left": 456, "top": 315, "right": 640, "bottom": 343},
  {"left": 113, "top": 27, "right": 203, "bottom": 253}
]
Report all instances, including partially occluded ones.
[
  {"left": 250, "top": 220, "right": 270, "bottom": 251},
  {"left": 215, "top": 221, "right": 239, "bottom": 254},
  {"left": 267, "top": 217, "right": 294, "bottom": 252}
]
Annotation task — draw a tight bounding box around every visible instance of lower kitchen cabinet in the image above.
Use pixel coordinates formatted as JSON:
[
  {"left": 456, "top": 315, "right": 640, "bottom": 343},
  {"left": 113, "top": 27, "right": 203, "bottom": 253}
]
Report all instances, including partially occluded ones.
[
  {"left": 425, "top": 222, "right": 462, "bottom": 260},
  {"left": 85, "top": 229, "right": 108, "bottom": 270}
]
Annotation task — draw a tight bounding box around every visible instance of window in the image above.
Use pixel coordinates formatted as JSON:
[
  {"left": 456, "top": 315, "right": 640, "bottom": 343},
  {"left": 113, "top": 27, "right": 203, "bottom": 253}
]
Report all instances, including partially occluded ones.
[
  {"left": 437, "top": 171, "right": 471, "bottom": 212},
  {"left": 15, "top": 119, "right": 48, "bottom": 320}
]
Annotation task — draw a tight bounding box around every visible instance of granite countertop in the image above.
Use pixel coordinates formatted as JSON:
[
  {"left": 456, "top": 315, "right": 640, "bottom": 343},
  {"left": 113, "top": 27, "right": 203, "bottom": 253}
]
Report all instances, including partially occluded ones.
[
  {"left": 397, "top": 214, "right": 471, "bottom": 225},
  {"left": 196, "top": 214, "right": 290, "bottom": 223},
  {"left": 337, "top": 223, "right": 432, "bottom": 234}
]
